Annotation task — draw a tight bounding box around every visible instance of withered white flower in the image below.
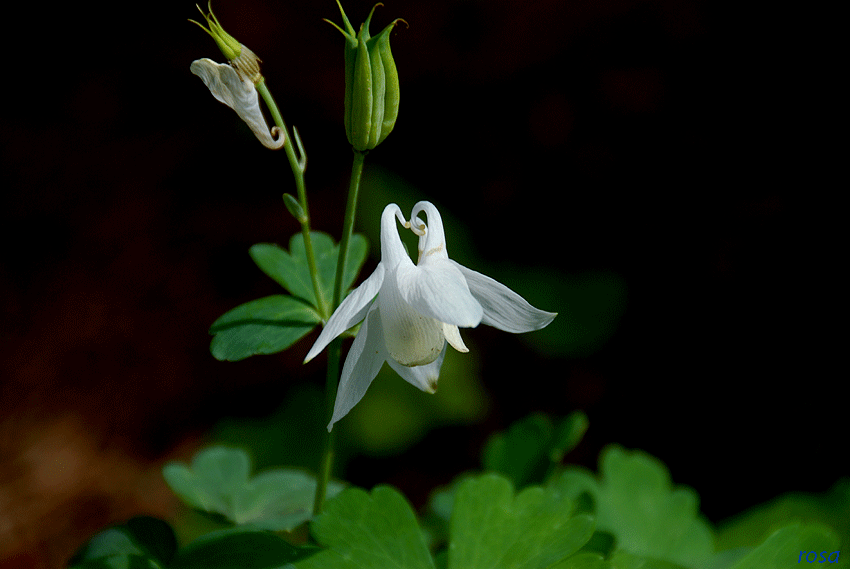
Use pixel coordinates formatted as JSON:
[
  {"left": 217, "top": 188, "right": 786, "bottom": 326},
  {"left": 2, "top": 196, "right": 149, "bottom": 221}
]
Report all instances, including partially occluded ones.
[
  {"left": 190, "top": 59, "right": 284, "bottom": 150},
  {"left": 305, "top": 201, "right": 556, "bottom": 431}
]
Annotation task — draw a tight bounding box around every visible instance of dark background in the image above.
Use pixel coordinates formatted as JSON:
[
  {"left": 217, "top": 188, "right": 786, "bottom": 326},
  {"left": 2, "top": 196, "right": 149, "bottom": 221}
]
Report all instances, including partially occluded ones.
[{"left": 1, "top": 1, "right": 838, "bottom": 567}]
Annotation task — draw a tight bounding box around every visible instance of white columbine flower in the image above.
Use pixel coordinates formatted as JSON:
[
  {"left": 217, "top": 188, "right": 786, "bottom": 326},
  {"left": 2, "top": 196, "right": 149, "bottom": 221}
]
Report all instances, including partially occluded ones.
[
  {"left": 304, "top": 201, "right": 556, "bottom": 431},
  {"left": 190, "top": 59, "right": 285, "bottom": 150}
]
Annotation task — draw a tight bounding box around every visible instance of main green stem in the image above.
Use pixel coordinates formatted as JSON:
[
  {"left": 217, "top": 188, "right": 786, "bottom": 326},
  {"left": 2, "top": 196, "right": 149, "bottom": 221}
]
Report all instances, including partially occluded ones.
[
  {"left": 312, "top": 149, "right": 367, "bottom": 515},
  {"left": 257, "top": 79, "right": 329, "bottom": 319},
  {"left": 256, "top": 77, "right": 367, "bottom": 516}
]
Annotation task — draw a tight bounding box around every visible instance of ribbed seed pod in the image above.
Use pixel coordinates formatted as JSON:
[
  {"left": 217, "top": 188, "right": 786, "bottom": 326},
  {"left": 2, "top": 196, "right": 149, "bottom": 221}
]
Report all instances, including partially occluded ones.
[
  {"left": 350, "top": 37, "right": 374, "bottom": 150},
  {"left": 326, "top": 1, "right": 403, "bottom": 151},
  {"left": 374, "top": 22, "right": 400, "bottom": 146}
]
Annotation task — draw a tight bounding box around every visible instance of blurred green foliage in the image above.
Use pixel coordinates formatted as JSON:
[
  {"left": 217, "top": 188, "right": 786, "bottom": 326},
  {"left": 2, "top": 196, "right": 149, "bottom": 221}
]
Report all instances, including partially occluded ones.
[
  {"left": 553, "top": 446, "right": 714, "bottom": 568},
  {"left": 482, "top": 411, "right": 588, "bottom": 488},
  {"left": 162, "top": 446, "right": 343, "bottom": 532},
  {"left": 295, "top": 485, "right": 435, "bottom": 569},
  {"left": 72, "top": 413, "right": 844, "bottom": 569},
  {"left": 716, "top": 478, "right": 850, "bottom": 553},
  {"left": 68, "top": 517, "right": 176, "bottom": 569},
  {"left": 340, "top": 345, "right": 489, "bottom": 455}
]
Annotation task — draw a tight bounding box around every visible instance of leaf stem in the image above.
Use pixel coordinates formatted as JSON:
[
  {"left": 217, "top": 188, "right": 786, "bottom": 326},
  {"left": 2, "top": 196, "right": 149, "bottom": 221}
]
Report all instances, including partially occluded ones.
[
  {"left": 312, "top": 149, "right": 367, "bottom": 515},
  {"left": 256, "top": 78, "right": 329, "bottom": 320}
]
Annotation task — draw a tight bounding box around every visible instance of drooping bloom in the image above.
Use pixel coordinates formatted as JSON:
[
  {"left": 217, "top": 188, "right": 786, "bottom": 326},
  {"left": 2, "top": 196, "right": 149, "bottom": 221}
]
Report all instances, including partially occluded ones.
[
  {"left": 304, "top": 201, "right": 556, "bottom": 431},
  {"left": 190, "top": 59, "right": 284, "bottom": 150},
  {"left": 189, "top": 3, "right": 283, "bottom": 150}
]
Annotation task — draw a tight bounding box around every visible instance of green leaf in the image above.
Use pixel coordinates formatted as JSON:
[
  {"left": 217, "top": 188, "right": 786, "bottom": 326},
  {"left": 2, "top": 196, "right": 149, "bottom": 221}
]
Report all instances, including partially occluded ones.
[
  {"left": 68, "top": 517, "right": 176, "bottom": 569},
  {"left": 123, "top": 517, "right": 177, "bottom": 567},
  {"left": 448, "top": 473, "right": 595, "bottom": 569},
  {"left": 171, "top": 527, "right": 316, "bottom": 569},
  {"left": 250, "top": 242, "right": 318, "bottom": 305},
  {"left": 549, "top": 552, "right": 608, "bottom": 569},
  {"left": 211, "top": 232, "right": 368, "bottom": 361},
  {"left": 294, "top": 486, "right": 436, "bottom": 569},
  {"left": 162, "top": 446, "right": 343, "bottom": 532},
  {"left": 209, "top": 295, "right": 322, "bottom": 361},
  {"left": 163, "top": 446, "right": 250, "bottom": 519},
  {"left": 312, "top": 232, "right": 369, "bottom": 303},
  {"left": 551, "top": 411, "right": 590, "bottom": 462},
  {"left": 482, "top": 411, "right": 588, "bottom": 488},
  {"left": 234, "top": 469, "right": 344, "bottom": 530},
  {"left": 553, "top": 446, "right": 714, "bottom": 568},
  {"left": 716, "top": 478, "right": 850, "bottom": 551},
  {"left": 483, "top": 413, "right": 552, "bottom": 488},
  {"left": 249, "top": 232, "right": 368, "bottom": 311},
  {"left": 607, "top": 551, "right": 689, "bottom": 569},
  {"left": 730, "top": 523, "right": 840, "bottom": 569}
]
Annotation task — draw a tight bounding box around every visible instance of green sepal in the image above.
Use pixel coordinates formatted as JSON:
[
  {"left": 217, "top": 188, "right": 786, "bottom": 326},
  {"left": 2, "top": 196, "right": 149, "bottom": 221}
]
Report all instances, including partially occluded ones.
[
  {"left": 190, "top": 2, "right": 242, "bottom": 62},
  {"left": 326, "top": 0, "right": 358, "bottom": 144},
  {"left": 342, "top": 38, "right": 356, "bottom": 143}
]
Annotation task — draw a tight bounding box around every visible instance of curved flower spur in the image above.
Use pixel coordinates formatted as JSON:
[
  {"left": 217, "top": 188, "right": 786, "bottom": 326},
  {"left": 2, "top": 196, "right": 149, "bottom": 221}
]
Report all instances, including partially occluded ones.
[{"left": 304, "top": 201, "right": 556, "bottom": 431}]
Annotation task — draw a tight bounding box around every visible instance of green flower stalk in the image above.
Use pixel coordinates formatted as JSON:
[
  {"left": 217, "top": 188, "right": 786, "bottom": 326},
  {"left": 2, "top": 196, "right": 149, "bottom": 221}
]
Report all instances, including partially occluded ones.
[
  {"left": 190, "top": 1, "right": 262, "bottom": 84},
  {"left": 326, "top": 1, "right": 405, "bottom": 151}
]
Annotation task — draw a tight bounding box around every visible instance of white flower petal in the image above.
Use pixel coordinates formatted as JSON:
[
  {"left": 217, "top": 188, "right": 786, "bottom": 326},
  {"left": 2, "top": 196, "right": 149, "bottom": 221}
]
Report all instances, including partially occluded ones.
[
  {"left": 386, "top": 342, "right": 447, "bottom": 393},
  {"left": 190, "top": 59, "right": 285, "bottom": 150},
  {"left": 380, "top": 203, "right": 413, "bottom": 270},
  {"left": 379, "top": 269, "right": 446, "bottom": 367},
  {"left": 304, "top": 263, "right": 385, "bottom": 363},
  {"left": 442, "top": 323, "right": 469, "bottom": 353},
  {"left": 410, "top": 201, "right": 449, "bottom": 262},
  {"left": 396, "top": 259, "right": 483, "bottom": 328},
  {"left": 452, "top": 261, "right": 557, "bottom": 333},
  {"left": 328, "top": 305, "right": 387, "bottom": 431}
]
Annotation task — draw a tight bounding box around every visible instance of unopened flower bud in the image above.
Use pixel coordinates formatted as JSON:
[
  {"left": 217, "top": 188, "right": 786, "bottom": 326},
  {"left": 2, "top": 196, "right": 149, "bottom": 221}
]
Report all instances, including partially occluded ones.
[
  {"left": 190, "top": 2, "right": 262, "bottom": 84},
  {"left": 282, "top": 193, "right": 307, "bottom": 223},
  {"left": 326, "top": 1, "right": 405, "bottom": 151}
]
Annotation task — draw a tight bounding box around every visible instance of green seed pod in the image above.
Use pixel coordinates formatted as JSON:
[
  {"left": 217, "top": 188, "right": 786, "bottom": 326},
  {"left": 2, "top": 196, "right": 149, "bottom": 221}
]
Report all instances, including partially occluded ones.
[
  {"left": 351, "top": 37, "right": 374, "bottom": 150},
  {"left": 326, "top": 1, "right": 404, "bottom": 151},
  {"left": 374, "top": 22, "right": 400, "bottom": 146}
]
